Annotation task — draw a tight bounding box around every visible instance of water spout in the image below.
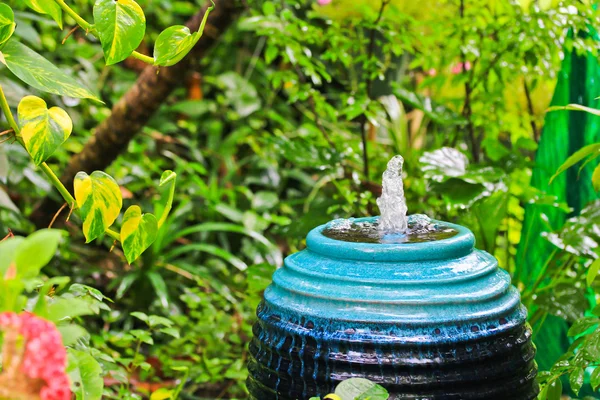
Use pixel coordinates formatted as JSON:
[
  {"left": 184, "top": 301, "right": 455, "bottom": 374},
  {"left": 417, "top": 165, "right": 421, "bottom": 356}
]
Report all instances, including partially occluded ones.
[{"left": 377, "top": 155, "right": 408, "bottom": 233}]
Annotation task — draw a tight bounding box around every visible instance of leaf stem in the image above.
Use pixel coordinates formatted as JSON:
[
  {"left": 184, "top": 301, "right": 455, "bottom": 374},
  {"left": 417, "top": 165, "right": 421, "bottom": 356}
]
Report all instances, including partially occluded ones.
[
  {"left": 39, "top": 163, "right": 76, "bottom": 208},
  {"left": 130, "top": 51, "right": 155, "bottom": 65},
  {"left": 53, "top": 0, "right": 95, "bottom": 33}
]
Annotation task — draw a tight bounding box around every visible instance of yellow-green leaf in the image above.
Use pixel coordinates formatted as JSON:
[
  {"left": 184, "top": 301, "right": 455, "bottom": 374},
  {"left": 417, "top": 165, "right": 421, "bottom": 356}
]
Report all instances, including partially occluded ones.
[
  {"left": 74, "top": 171, "right": 122, "bottom": 243},
  {"left": 121, "top": 205, "right": 158, "bottom": 264},
  {"left": 587, "top": 258, "right": 600, "bottom": 286},
  {"left": 593, "top": 163, "right": 600, "bottom": 192},
  {"left": 93, "top": 0, "right": 146, "bottom": 65},
  {"left": 153, "top": 3, "right": 214, "bottom": 67},
  {"left": 21, "top": 0, "right": 62, "bottom": 28},
  {"left": 17, "top": 95, "right": 72, "bottom": 165},
  {"left": 0, "top": 4, "right": 16, "bottom": 48},
  {"left": 0, "top": 40, "right": 101, "bottom": 102},
  {"left": 157, "top": 170, "right": 176, "bottom": 228}
]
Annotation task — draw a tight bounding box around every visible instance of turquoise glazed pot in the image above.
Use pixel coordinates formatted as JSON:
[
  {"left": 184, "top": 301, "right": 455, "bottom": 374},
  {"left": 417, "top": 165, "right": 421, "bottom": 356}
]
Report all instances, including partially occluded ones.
[{"left": 247, "top": 217, "right": 538, "bottom": 399}]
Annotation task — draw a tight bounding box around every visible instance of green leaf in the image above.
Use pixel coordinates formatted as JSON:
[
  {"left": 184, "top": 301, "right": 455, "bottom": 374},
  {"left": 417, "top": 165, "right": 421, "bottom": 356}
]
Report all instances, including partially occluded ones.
[
  {"left": 15, "top": 229, "right": 63, "bottom": 278},
  {"left": 0, "top": 40, "right": 100, "bottom": 101},
  {"left": 335, "top": 378, "right": 389, "bottom": 400},
  {"left": 549, "top": 143, "right": 600, "bottom": 184},
  {"left": 58, "top": 324, "right": 89, "bottom": 346},
  {"left": 74, "top": 171, "right": 122, "bottom": 242},
  {"left": 153, "top": 2, "right": 214, "bottom": 67},
  {"left": 17, "top": 95, "right": 73, "bottom": 165},
  {"left": 121, "top": 205, "right": 158, "bottom": 264},
  {"left": 159, "top": 327, "right": 179, "bottom": 338},
  {"left": 157, "top": 170, "right": 176, "bottom": 228},
  {"left": 147, "top": 271, "right": 170, "bottom": 309},
  {"left": 164, "top": 243, "right": 248, "bottom": 271},
  {"left": 568, "top": 317, "right": 599, "bottom": 337},
  {"left": 67, "top": 349, "right": 103, "bottom": 400},
  {"left": 545, "top": 378, "right": 562, "bottom": 400},
  {"left": 21, "top": 0, "right": 62, "bottom": 28},
  {"left": 93, "top": 0, "right": 146, "bottom": 65},
  {"left": 0, "top": 236, "right": 23, "bottom": 277},
  {"left": 131, "top": 311, "right": 149, "bottom": 324},
  {"left": 131, "top": 329, "right": 153, "bottom": 344},
  {"left": 588, "top": 258, "right": 600, "bottom": 286},
  {"left": 47, "top": 298, "right": 98, "bottom": 322},
  {"left": 593, "top": 164, "right": 600, "bottom": 192},
  {"left": 570, "top": 367, "right": 585, "bottom": 396},
  {"left": 591, "top": 366, "right": 600, "bottom": 390},
  {"left": 0, "top": 4, "right": 16, "bottom": 47}
]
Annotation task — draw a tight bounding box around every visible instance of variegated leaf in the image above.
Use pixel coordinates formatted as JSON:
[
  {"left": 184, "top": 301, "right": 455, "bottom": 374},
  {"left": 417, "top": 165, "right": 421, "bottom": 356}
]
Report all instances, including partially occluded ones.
[
  {"left": 93, "top": 0, "right": 146, "bottom": 65},
  {"left": 17, "top": 96, "right": 72, "bottom": 165},
  {"left": 21, "top": 0, "right": 62, "bottom": 28},
  {"left": 0, "top": 4, "right": 16, "bottom": 48},
  {"left": 0, "top": 40, "right": 101, "bottom": 101},
  {"left": 153, "top": 4, "right": 213, "bottom": 67},
  {"left": 121, "top": 206, "right": 158, "bottom": 264},
  {"left": 74, "top": 171, "right": 122, "bottom": 243}
]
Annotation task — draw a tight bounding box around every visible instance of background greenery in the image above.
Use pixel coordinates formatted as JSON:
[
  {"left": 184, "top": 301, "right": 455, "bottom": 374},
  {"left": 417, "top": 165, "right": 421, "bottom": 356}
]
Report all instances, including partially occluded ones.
[{"left": 2, "top": 0, "right": 600, "bottom": 398}]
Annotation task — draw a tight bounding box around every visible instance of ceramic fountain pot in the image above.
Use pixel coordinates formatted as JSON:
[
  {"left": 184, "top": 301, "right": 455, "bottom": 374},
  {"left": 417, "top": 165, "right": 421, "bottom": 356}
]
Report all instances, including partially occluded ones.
[{"left": 247, "top": 217, "right": 538, "bottom": 400}]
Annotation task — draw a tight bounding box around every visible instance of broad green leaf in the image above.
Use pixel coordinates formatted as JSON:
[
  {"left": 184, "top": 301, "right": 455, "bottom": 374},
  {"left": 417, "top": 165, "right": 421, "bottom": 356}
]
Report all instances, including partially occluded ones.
[
  {"left": 93, "top": 0, "right": 146, "bottom": 65},
  {"left": 588, "top": 258, "right": 600, "bottom": 286},
  {"left": 15, "top": 229, "right": 63, "bottom": 278},
  {"left": 121, "top": 205, "right": 158, "bottom": 264},
  {"left": 0, "top": 4, "right": 16, "bottom": 47},
  {"left": 17, "top": 95, "right": 72, "bottom": 165},
  {"left": 569, "top": 367, "right": 585, "bottom": 396},
  {"left": 335, "top": 378, "right": 389, "bottom": 400},
  {"left": 74, "top": 171, "right": 122, "bottom": 242},
  {"left": 157, "top": 170, "right": 176, "bottom": 228},
  {"left": 67, "top": 349, "right": 103, "bottom": 400},
  {"left": 549, "top": 143, "right": 600, "bottom": 184},
  {"left": 0, "top": 40, "right": 100, "bottom": 101},
  {"left": 567, "top": 317, "right": 599, "bottom": 336},
  {"left": 21, "top": 0, "right": 62, "bottom": 28},
  {"left": 153, "top": 3, "right": 214, "bottom": 66}
]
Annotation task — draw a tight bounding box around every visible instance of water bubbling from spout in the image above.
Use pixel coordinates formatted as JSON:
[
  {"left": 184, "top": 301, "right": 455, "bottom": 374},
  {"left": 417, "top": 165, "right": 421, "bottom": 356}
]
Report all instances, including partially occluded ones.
[{"left": 377, "top": 155, "right": 408, "bottom": 233}]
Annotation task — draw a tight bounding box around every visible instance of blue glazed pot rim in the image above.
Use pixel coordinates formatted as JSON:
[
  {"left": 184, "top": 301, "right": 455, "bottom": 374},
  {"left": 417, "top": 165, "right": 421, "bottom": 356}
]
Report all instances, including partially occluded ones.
[{"left": 306, "top": 216, "right": 475, "bottom": 262}]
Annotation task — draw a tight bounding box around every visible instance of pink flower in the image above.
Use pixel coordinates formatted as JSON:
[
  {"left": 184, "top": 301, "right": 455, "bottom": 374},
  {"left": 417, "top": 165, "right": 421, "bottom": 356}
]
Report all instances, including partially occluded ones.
[
  {"left": 451, "top": 61, "right": 471, "bottom": 74},
  {"left": 317, "top": 0, "right": 332, "bottom": 5},
  {"left": 0, "top": 312, "right": 71, "bottom": 400}
]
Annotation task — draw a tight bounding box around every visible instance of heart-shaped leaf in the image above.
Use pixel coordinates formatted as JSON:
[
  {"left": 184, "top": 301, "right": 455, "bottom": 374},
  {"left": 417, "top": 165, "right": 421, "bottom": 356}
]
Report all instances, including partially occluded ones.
[
  {"left": 121, "top": 205, "right": 158, "bottom": 263},
  {"left": 74, "top": 171, "right": 123, "bottom": 243},
  {"left": 153, "top": 3, "right": 214, "bottom": 67},
  {"left": 21, "top": 0, "right": 62, "bottom": 28},
  {"left": 153, "top": 26, "right": 197, "bottom": 67},
  {"left": 0, "top": 4, "right": 16, "bottom": 48},
  {"left": 17, "top": 96, "right": 73, "bottom": 165},
  {"left": 0, "top": 40, "right": 101, "bottom": 101},
  {"left": 93, "top": 0, "right": 146, "bottom": 65}
]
